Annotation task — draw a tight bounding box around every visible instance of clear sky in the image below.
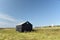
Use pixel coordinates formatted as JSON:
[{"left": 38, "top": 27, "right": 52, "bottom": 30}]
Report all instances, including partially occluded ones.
[{"left": 0, "top": 0, "right": 60, "bottom": 28}]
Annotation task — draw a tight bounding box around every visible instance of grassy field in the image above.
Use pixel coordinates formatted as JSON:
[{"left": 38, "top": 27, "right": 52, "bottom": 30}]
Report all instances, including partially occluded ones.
[{"left": 0, "top": 27, "right": 60, "bottom": 40}]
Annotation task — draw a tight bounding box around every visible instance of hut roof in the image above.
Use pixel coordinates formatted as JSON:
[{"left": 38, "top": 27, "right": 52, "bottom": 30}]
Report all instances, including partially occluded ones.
[{"left": 16, "top": 21, "right": 30, "bottom": 25}]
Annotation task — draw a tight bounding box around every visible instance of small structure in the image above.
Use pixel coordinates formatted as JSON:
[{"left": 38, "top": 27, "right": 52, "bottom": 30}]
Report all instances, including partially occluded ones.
[
  {"left": 51, "top": 24, "right": 54, "bottom": 27},
  {"left": 16, "top": 21, "right": 33, "bottom": 32},
  {"left": 49, "top": 24, "right": 54, "bottom": 27}
]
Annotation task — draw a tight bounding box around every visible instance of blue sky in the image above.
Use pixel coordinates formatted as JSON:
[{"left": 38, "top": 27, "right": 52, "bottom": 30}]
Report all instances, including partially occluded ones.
[{"left": 0, "top": 0, "right": 60, "bottom": 27}]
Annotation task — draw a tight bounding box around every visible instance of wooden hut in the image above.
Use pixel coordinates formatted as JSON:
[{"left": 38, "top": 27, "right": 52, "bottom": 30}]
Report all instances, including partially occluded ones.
[{"left": 16, "top": 21, "right": 33, "bottom": 32}]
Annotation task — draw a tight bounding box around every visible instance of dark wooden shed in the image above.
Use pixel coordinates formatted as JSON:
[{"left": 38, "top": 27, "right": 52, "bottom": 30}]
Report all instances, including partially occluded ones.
[{"left": 16, "top": 21, "right": 33, "bottom": 32}]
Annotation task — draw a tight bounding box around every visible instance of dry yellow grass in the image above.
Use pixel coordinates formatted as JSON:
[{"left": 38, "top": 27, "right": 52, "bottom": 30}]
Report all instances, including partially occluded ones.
[{"left": 0, "top": 27, "right": 60, "bottom": 40}]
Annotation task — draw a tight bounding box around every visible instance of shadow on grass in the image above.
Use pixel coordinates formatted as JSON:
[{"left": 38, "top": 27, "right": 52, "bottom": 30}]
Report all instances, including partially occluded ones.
[{"left": 16, "top": 29, "right": 37, "bottom": 33}]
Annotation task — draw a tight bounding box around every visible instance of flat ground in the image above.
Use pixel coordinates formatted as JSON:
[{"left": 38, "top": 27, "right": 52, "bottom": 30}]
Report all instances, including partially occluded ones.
[{"left": 0, "top": 27, "right": 60, "bottom": 40}]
